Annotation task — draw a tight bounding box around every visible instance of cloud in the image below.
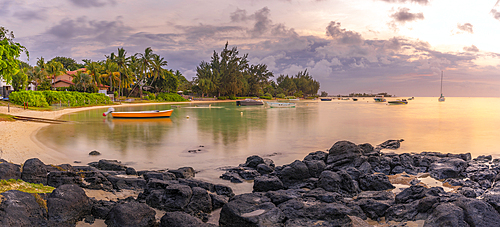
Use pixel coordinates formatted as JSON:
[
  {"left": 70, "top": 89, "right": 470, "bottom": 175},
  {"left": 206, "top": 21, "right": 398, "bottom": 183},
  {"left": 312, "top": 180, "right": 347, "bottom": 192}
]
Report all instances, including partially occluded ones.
[
  {"left": 463, "top": 45, "right": 479, "bottom": 52},
  {"left": 68, "top": 0, "right": 116, "bottom": 8},
  {"left": 492, "top": 9, "right": 500, "bottom": 20},
  {"left": 46, "top": 17, "right": 132, "bottom": 44},
  {"left": 379, "top": 0, "right": 429, "bottom": 5},
  {"left": 176, "top": 24, "right": 244, "bottom": 42},
  {"left": 250, "top": 7, "right": 273, "bottom": 37},
  {"left": 13, "top": 10, "right": 47, "bottom": 21},
  {"left": 326, "top": 21, "right": 364, "bottom": 45},
  {"left": 390, "top": 7, "right": 424, "bottom": 24},
  {"left": 457, "top": 23, "right": 473, "bottom": 34},
  {"left": 230, "top": 9, "right": 248, "bottom": 22}
]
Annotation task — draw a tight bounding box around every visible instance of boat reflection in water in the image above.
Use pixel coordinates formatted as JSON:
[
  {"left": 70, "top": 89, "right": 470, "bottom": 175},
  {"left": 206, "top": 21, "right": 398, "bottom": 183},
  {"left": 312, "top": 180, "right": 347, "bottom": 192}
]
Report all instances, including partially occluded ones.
[{"left": 105, "top": 117, "right": 173, "bottom": 130}]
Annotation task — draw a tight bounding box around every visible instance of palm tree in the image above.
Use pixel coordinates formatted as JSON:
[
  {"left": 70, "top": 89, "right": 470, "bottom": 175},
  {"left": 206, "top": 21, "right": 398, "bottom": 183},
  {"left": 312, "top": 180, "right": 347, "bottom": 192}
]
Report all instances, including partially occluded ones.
[
  {"left": 129, "top": 47, "right": 154, "bottom": 97},
  {"left": 36, "top": 57, "right": 45, "bottom": 69},
  {"left": 73, "top": 71, "right": 92, "bottom": 92},
  {"left": 45, "top": 61, "right": 65, "bottom": 90},
  {"left": 111, "top": 48, "right": 130, "bottom": 97},
  {"left": 101, "top": 59, "right": 120, "bottom": 93},
  {"left": 148, "top": 54, "right": 168, "bottom": 89},
  {"left": 26, "top": 66, "right": 47, "bottom": 90},
  {"left": 85, "top": 61, "right": 102, "bottom": 86}
]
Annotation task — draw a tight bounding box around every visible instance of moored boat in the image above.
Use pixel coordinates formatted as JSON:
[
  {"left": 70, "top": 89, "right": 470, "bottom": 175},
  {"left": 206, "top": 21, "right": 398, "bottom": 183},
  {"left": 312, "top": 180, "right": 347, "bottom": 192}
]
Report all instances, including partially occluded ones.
[
  {"left": 388, "top": 99, "right": 408, "bottom": 105},
  {"left": 236, "top": 99, "right": 264, "bottom": 106},
  {"left": 352, "top": 98, "right": 358, "bottom": 101},
  {"left": 103, "top": 108, "right": 173, "bottom": 118},
  {"left": 320, "top": 98, "right": 332, "bottom": 101},
  {"left": 267, "top": 102, "right": 296, "bottom": 108},
  {"left": 374, "top": 95, "right": 386, "bottom": 102}
]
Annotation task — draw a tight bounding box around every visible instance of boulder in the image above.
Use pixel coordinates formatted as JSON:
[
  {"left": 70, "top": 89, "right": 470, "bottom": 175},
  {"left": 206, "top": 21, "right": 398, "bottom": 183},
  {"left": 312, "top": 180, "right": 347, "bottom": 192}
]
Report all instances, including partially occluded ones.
[
  {"left": 303, "top": 160, "right": 326, "bottom": 178},
  {"left": 168, "top": 167, "right": 195, "bottom": 179},
  {"left": 148, "top": 184, "right": 193, "bottom": 211},
  {"left": 378, "top": 139, "right": 404, "bottom": 149},
  {"left": 160, "top": 211, "right": 217, "bottom": 227},
  {"left": 47, "top": 171, "right": 83, "bottom": 188},
  {"left": 107, "top": 175, "right": 147, "bottom": 190},
  {"left": 97, "top": 159, "right": 127, "bottom": 171},
  {"left": 326, "top": 141, "right": 363, "bottom": 166},
  {"left": 0, "top": 161, "right": 21, "bottom": 180},
  {"left": 47, "top": 184, "right": 92, "bottom": 224},
  {"left": 278, "top": 160, "right": 311, "bottom": 185},
  {"left": 239, "top": 169, "right": 261, "bottom": 180},
  {"left": 125, "top": 167, "right": 137, "bottom": 175},
  {"left": 0, "top": 190, "right": 47, "bottom": 226},
  {"left": 303, "top": 151, "right": 328, "bottom": 162},
  {"left": 253, "top": 175, "right": 284, "bottom": 192},
  {"left": 358, "top": 143, "right": 379, "bottom": 156},
  {"left": 423, "top": 203, "right": 468, "bottom": 227},
  {"left": 317, "top": 170, "right": 359, "bottom": 196},
  {"left": 21, "top": 158, "right": 48, "bottom": 184},
  {"left": 186, "top": 187, "right": 212, "bottom": 214},
  {"left": 219, "top": 193, "right": 285, "bottom": 227},
  {"left": 454, "top": 197, "right": 500, "bottom": 227},
  {"left": 265, "top": 189, "right": 303, "bottom": 205},
  {"left": 210, "top": 193, "right": 229, "bottom": 210},
  {"left": 243, "top": 155, "right": 265, "bottom": 168},
  {"left": 80, "top": 171, "right": 114, "bottom": 191},
  {"left": 92, "top": 200, "right": 117, "bottom": 219},
  {"left": 89, "top": 150, "right": 101, "bottom": 156},
  {"left": 359, "top": 173, "right": 395, "bottom": 191},
  {"left": 395, "top": 185, "right": 427, "bottom": 204},
  {"left": 143, "top": 171, "right": 176, "bottom": 181},
  {"left": 429, "top": 158, "right": 467, "bottom": 180},
  {"left": 304, "top": 188, "right": 341, "bottom": 203},
  {"left": 221, "top": 171, "right": 244, "bottom": 183},
  {"left": 356, "top": 198, "right": 392, "bottom": 220},
  {"left": 105, "top": 201, "right": 156, "bottom": 227},
  {"left": 278, "top": 198, "right": 354, "bottom": 226}
]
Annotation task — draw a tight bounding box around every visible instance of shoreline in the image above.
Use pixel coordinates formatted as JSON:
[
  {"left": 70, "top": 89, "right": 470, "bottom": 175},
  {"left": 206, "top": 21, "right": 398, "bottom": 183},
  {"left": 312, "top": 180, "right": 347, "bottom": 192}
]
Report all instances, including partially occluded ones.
[{"left": 0, "top": 100, "right": 235, "bottom": 164}]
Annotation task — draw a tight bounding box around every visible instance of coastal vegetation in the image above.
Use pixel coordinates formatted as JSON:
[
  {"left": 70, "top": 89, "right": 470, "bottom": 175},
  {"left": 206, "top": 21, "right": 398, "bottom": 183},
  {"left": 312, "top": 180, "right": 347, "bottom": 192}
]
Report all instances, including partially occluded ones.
[
  {"left": 9, "top": 91, "right": 111, "bottom": 107},
  {"left": 0, "top": 179, "right": 54, "bottom": 194}
]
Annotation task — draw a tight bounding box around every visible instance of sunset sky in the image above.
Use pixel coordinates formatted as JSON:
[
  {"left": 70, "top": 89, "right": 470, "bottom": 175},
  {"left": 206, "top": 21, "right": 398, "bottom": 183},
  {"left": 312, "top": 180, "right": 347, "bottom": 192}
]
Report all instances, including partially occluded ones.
[{"left": 2, "top": 0, "right": 500, "bottom": 96}]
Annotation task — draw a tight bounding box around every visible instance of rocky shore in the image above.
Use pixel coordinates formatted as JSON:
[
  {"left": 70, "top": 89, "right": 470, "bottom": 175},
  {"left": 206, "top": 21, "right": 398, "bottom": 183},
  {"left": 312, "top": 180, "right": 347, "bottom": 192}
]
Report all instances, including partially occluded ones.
[{"left": 2, "top": 139, "right": 500, "bottom": 226}]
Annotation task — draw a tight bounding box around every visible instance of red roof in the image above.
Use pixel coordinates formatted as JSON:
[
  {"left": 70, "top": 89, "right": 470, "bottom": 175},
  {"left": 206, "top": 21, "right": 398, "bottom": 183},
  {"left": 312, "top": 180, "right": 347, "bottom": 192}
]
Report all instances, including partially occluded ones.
[
  {"left": 52, "top": 79, "right": 74, "bottom": 85},
  {"left": 66, "top": 68, "right": 87, "bottom": 75}
]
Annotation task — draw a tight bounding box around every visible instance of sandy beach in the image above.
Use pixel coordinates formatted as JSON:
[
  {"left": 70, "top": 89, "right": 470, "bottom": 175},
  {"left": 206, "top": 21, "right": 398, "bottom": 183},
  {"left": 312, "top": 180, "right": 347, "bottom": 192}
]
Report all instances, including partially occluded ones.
[{"left": 0, "top": 100, "right": 232, "bottom": 165}]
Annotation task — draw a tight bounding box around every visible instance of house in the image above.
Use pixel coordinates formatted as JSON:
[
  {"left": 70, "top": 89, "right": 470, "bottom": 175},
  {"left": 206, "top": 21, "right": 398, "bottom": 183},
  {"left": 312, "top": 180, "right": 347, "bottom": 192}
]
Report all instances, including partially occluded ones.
[
  {"left": 51, "top": 68, "right": 86, "bottom": 88},
  {"left": 0, "top": 79, "right": 12, "bottom": 98}
]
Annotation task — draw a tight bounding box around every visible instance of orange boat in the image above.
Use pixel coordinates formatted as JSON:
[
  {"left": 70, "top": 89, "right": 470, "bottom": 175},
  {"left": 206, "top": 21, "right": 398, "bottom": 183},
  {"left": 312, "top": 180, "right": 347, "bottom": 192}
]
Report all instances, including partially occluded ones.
[{"left": 103, "top": 108, "right": 173, "bottom": 118}]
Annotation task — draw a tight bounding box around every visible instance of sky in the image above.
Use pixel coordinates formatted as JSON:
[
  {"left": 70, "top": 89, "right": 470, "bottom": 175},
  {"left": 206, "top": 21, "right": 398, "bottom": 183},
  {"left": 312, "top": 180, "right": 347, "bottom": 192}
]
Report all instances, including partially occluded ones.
[{"left": 1, "top": 0, "right": 500, "bottom": 97}]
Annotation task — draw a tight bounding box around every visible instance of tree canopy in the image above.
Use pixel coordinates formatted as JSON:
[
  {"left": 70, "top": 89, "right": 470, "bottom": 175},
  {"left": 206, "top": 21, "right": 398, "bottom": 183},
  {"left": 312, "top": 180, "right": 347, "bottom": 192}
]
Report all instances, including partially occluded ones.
[{"left": 0, "top": 27, "right": 28, "bottom": 84}]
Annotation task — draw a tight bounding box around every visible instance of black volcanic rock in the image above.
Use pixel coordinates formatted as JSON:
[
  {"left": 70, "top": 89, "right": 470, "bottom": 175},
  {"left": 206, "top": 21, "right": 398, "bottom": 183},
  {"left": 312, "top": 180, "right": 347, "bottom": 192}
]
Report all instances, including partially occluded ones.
[
  {"left": 47, "top": 184, "right": 91, "bottom": 224},
  {"left": 326, "top": 141, "right": 363, "bottom": 166},
  {"left": 21, "top": 158, "right": 48, "bottom": 184},
  {"left": 0, "top": 190, "right": 47, "bottom": 226},
  {"left": 105, "top": 201, "right": 156, "bottom": 227}
]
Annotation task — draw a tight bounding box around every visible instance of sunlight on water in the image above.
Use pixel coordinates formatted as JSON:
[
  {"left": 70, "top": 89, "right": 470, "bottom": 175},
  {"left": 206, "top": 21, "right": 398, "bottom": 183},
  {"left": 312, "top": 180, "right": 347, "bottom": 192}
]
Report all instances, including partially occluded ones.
[{"left": 37, "top": 97, "right": 500, "bottom": 189}]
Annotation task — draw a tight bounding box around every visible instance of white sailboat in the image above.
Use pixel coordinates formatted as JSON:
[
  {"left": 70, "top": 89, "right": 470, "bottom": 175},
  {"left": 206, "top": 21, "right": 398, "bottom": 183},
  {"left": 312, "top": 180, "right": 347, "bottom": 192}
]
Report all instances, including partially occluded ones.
[{"left": 438, "top": 71, "right": 445, "bottom": 102}]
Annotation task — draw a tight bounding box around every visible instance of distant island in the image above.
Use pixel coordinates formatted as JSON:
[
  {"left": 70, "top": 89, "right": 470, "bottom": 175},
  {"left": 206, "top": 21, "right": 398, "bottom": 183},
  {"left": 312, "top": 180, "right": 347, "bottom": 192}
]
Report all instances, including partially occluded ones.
[{"left": 320, "top": 91, "right": 393, "bottom": 97}]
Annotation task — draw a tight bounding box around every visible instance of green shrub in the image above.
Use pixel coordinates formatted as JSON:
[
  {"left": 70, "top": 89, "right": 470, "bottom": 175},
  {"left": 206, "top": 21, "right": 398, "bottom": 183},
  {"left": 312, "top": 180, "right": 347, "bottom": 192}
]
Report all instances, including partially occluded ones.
[
  {"left": 156, "top": 92, "right": 187, "bottom": 102},
  {"left": 259, "top": 95, "right": 272, "bottom": 100},
  {"left": 276, "top": 93, "right": 285, "bottom": 99},
  {"left": 9, "top": 91, "right": 110, "bottom": 107},
  {"left": 217, "top": 96, "right": 228, "bottom": 100},
  {"left": 228, "top": 95, "right": 237, "bottom": 100}
]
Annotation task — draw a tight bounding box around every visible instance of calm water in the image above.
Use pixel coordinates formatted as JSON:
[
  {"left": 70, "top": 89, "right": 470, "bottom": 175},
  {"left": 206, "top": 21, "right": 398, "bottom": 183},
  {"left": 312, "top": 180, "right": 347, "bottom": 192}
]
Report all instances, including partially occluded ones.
[{"left": 37, "top": 97, "right": 500, "bottom": 192}]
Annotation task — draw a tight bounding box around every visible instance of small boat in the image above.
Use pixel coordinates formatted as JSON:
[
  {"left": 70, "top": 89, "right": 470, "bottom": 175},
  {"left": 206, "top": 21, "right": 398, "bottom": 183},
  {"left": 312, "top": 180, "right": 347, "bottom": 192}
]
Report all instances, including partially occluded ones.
[
  {"left": 408, "top": 97, "right": 414, "bottom": 100},
  {"left": 438, "top": 71, "right": 445, "bottom": 102},
  {"left": 236, "top": 99, "right": 264, "bottom": 106},
  {"left": 341, "top": 98, "right": 349, "bottom": 100},
  {"left": 374, "top": 95, "right": 386, "bottom": 102},
  {"left": 288, "top": 98, "right": 299, "bottom": 101},
  {"left": 320, "top": 98, "right": 332, "bottom": 101},
  {"left": 103, "top": 107, "right": 173, "bottom": 118},
  {"left": 388, "top": 99, "right": 408, "bottom": 105},
  {"left": 352, "top": 98, "right": 358, "bottom": 101},
  {"left": 267, "top": 102, "right": 296, "bottom": 108}
]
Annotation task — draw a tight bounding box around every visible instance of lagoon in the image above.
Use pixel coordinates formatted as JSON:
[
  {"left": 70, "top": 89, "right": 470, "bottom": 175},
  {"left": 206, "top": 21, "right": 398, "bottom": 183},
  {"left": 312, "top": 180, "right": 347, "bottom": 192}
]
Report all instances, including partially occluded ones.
[{"left": 36, "top": 97, "right": 500, "bottom": 192}]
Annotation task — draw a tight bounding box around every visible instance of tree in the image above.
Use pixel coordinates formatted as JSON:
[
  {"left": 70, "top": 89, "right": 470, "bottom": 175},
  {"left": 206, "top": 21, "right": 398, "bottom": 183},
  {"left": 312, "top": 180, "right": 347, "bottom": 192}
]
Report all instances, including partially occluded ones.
[
  {"left": 48, "top": 56, "right": 83, "bottom": 71},
  {"left": 11, "top": 67, "right": 28, "bottom": 91},
  {"left": 129, "top": 47, "right": 154, "bottom": 97},
  {"left": 0, "top": 27, "right": 29, "bottom": 84},
  {"left": 27, "top": 66, "right": 48, "bottom": 91},
  {"left": 148, "top": 54, "right": 168, "bottom": 89},
  {"left": 101, "top": 59, "right": 120, "bottom": 92},
  {"left": 246, "top": 64, "right": 273, "bottom": 96},
  {"left": 72, "top": 71, "right": 92, "bottom": 92},
  {"left": 320, "top": 91, "right": 328, "bottom": 97},
  {"left": 85, "top": 61, "right": 102, "bottom": 85},
  {"left": 110, "top": 48, "right": 131, "bottom": 96},
  {"left": 45, "top": 61, "right": 65, "bottom": 89}
]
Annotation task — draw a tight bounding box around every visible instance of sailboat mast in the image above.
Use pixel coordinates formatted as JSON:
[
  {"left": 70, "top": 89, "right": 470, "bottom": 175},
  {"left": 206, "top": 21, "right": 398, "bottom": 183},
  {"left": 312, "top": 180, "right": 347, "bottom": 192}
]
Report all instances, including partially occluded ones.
[{"left": 440, "top": 71, "right": 443, "bottom": 95}]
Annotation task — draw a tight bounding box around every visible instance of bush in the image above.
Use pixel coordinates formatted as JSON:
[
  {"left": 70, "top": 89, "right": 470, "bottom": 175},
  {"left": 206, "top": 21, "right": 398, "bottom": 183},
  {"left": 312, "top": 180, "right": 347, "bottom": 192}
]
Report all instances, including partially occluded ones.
[
  {"left": 156, "top": 92, "right": 187, "bottom": 102},
  {"left": 259, "top": 95, "right": 272, "bottom": 100},
  {"left": 9, "top": 91, "right": 111, "bottom": 107},
  {"left": 276, "top": 93, "right": 285, "bottom": 99},
  {"left": 218, "top": 96, "right": 228, "bottom": 100},
  {"left": 228, "top": 95, "right": 237, "bottom": 100}
]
